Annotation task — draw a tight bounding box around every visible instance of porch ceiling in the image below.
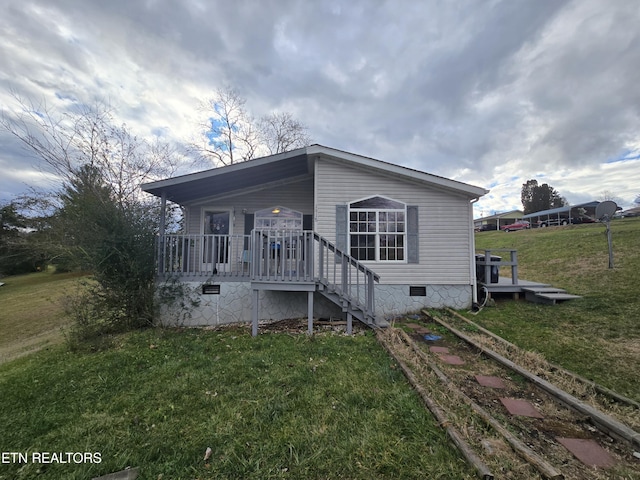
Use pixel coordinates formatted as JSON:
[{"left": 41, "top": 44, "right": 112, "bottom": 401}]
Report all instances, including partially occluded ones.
[{"left": 142, "top": 151, "right": 310, "bottom": 204}]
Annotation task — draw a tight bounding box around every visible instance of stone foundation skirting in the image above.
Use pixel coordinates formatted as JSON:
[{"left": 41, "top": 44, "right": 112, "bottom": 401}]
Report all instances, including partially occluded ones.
[{"left": 156, "top": 280, "right": 473, "bottom": 327}]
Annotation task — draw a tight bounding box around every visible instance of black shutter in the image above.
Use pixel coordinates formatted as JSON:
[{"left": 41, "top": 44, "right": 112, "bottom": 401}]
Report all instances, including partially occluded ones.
[{"left": 303, "top": 214, "right": 313, "bottom": 231}]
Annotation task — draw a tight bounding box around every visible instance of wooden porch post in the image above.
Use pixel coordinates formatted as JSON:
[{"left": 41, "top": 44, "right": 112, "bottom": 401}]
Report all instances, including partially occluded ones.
[
  {"left": 252, "top": 289, "right": 259, "bottom": 337},
  {"left": 347, "top": 312, "right": 353, "bottom": 335},
  {"left": 158, "top": 191, "right": 167, "bottom": 274},
  {"left": 307, "top": 291, "right": 314, "bottom": 335}
]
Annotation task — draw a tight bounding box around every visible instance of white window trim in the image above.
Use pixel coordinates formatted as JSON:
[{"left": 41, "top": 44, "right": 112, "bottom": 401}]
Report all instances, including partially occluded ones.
[
  {"left": 348, "top": 196, "right": 407, "bottom": 263},
  {"left": 201, "top": 207, "right": 234, "bottom": 236},
  {"left": 254, "top": 206, "right": 303, "bottom": 231}
]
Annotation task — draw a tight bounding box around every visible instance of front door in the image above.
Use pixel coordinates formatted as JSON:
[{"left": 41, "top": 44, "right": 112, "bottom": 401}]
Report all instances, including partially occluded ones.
[{"left": 203, "top": 210, "right": 230, "bottom": 269}]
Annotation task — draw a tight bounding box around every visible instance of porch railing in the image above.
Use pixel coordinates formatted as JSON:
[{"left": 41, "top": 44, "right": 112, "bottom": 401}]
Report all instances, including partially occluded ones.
[
  {"left": 157, "top": 230, "right": 380, "bottom": 319},
  {"left": 157, "top": 234, "right": 252, "bottom": 278}
]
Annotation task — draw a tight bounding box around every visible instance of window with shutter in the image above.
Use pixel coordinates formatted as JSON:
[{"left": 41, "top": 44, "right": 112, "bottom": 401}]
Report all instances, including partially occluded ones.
[{"left": 347, "top": 196, "right": 407, "bottom": 262}]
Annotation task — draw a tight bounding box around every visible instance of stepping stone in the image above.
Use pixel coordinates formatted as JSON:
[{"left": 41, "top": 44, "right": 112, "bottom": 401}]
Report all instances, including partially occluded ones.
[
  {"left": 475, "top": 375, "right": 506, "bottom": 389},
  {"left": 416, "top": 328, "right": 432, "bottom": 335},
  {"left": 429, "top": 346, "right": 450, "bottom": 354},
  {"left": 405, "top": 323, "right": 423, "bottom": 330},
  {"left": 556, "top": 438, "right": 616, "bottom": 468},
  {"left": 438, "top": 354, "right": 465, "bottom": 365},
  {"left": 499, "top": 398, "right": 543, "bottom": 418}
]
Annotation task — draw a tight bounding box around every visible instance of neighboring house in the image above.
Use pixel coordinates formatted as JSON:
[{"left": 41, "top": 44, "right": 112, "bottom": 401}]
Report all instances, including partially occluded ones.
[
  {"left": 474, "top": 210, "right": 524, "bottom": 231},
  {"left": 141, "top": 145, "right": 488, "bottom": 334}
]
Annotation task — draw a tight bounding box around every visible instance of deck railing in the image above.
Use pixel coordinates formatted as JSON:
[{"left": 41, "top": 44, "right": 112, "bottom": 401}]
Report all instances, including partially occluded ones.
[
  {"left": 475, "top": 249, "right": 519, "bottom": 285},
  {"left": 157, "top": 234, "right": 252, "bottom": 278},
  {"left": 157, "top": 230, "right": 380, "bottom": 319},
  {"left": 250, "top": 230, "right": 314, "bottom": 282}
]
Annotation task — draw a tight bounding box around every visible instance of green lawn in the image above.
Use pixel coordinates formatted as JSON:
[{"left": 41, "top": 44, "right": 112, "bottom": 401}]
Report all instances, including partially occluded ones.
[
  {"left": 473, "top": 217, "right": 640, "bottom": 399},
  {"left": 1, "top": 218, "right": 638, "bottom": 478},
  {"left": 0, "top": 328, "right": 474, "bottom": 479}
]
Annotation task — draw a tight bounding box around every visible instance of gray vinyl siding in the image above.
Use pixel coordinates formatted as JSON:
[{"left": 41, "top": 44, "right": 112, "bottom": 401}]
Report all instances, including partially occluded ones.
[
  {"left": 315, "top": 158, "right": 473, "bottom": 285},
  {"left": 184, "top": 176, "right": 314, "bottom": 237}
]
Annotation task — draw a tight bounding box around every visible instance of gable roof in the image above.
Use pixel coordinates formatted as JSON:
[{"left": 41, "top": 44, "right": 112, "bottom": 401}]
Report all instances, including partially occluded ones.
[{"left": 141, "top": 144, "right": 488, "bottom": 204}]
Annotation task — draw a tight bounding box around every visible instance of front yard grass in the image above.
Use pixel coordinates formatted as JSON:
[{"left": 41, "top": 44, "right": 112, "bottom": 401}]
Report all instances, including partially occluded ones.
[{"left": 0, "top": 327, "right": 475, "bottom": 479}]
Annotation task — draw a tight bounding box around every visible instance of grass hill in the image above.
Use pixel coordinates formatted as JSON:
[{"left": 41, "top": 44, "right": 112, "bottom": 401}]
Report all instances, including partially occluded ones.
[
  {"left": 473, "top": 217, "right": 640, "bottom": 399},
  {"left": 0, "top": 268, "right": 87, "bottom": 364}
]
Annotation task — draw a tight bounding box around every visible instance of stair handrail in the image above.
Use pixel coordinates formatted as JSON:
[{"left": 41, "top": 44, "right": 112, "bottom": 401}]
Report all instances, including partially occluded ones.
[
  {"left": 312, "top": 233, "right": 381, "bottom": 282},
  {"left": 313, "top": 232, "right": 380, "bottom": 320}
]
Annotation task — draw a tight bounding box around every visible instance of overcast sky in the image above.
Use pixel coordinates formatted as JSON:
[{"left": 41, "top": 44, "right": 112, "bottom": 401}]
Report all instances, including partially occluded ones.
[{"left": 1, "top": 0, "right": 639, "bottom": 217}]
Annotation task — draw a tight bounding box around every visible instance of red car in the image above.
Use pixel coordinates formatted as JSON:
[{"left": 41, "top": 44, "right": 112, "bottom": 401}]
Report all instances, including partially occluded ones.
[{"left": 500, "top": 220, "right": 530, "bottom": 232}]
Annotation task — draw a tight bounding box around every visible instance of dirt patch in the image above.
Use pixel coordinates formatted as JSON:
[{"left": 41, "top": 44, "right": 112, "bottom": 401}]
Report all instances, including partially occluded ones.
[{"left": 259, "top": 317, "right": 367, "bottom": 335}]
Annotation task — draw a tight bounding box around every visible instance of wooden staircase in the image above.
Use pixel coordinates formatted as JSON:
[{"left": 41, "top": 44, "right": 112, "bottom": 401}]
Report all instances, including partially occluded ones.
[
  {"left": 248, "top": 230, "right": 384, "bottom": 332},
  {"left": 313, "top": 233, "right": 383, "bottom": 328},
  {"left": 315, "top": 280, "right": 380, "bottom": 328}
]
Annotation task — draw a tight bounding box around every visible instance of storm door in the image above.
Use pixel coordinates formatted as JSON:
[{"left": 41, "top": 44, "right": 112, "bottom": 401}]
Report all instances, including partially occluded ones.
[{"left": 203, "top": 210, "right": 231, "bottom": 269}]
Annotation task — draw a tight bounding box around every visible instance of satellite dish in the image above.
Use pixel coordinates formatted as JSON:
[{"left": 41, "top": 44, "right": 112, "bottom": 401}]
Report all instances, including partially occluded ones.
[{"left": 595, "top": 201, "right": 617, "bottom": 221}]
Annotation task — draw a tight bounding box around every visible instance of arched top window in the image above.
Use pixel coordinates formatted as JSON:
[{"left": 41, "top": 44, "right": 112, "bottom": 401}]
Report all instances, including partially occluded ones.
[
  {"left": 350, "top": 195, "right": 406, "bottom": 210},
  {"left": 348, "top": 196, "right": 406, "bottom": 262},
  {"left": 255, "top": 206, "right": 303, "bottom": 230}
]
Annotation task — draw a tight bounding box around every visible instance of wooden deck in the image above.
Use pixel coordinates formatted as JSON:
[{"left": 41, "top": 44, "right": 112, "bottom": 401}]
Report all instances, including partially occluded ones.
[
  {"left": 157, "top": 230, "right": 381, "bottom": 333},
  {"left": 482, "top": 277, "right": 550, "bottom": 296},
  {"left": 476, "top": 249, "right": 581, "bottom": 304}
]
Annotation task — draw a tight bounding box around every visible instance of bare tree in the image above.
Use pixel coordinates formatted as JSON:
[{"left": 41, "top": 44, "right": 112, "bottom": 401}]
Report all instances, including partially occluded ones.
[
  {"left": 258, "top": 111, "right": 312, "bottom": 155},
  {"left": 1, "top": 93, "right": 177, "bottom": 208},
  {"left": 195, "top": 87, "right": 261, "bottom": 166},
  {"left": 194, "top": 87, "right": 312, "bottom": 166},
  {"left": 1, "top": 94, "right": 179, "bottom": 335}
]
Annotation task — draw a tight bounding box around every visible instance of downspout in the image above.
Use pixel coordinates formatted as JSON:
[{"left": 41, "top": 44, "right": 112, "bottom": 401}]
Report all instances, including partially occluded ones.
[{"left": 469, "top": 198, "right": 480, "bottom": 308}]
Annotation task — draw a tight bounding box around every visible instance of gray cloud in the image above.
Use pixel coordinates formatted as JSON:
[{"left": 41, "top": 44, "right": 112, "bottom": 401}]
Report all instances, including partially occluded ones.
[{"left": 1, "top": 0, "right": 639, "bottom": 210}]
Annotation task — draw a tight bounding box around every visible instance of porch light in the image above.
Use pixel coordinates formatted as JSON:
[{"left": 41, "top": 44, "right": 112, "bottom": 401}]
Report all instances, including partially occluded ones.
[{"left": 271, "top": 207, "right": 281, "bottom": 214}]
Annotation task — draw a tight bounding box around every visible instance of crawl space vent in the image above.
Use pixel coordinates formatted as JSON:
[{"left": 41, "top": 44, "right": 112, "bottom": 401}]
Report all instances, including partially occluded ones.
[{"left": 409, "top": 286, "right": 427, "bottom": 297}]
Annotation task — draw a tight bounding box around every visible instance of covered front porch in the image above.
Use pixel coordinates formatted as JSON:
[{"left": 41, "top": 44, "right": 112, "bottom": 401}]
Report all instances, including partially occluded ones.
[{"left": 156, "top": 230, "right": 381, "bottom": 334}]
